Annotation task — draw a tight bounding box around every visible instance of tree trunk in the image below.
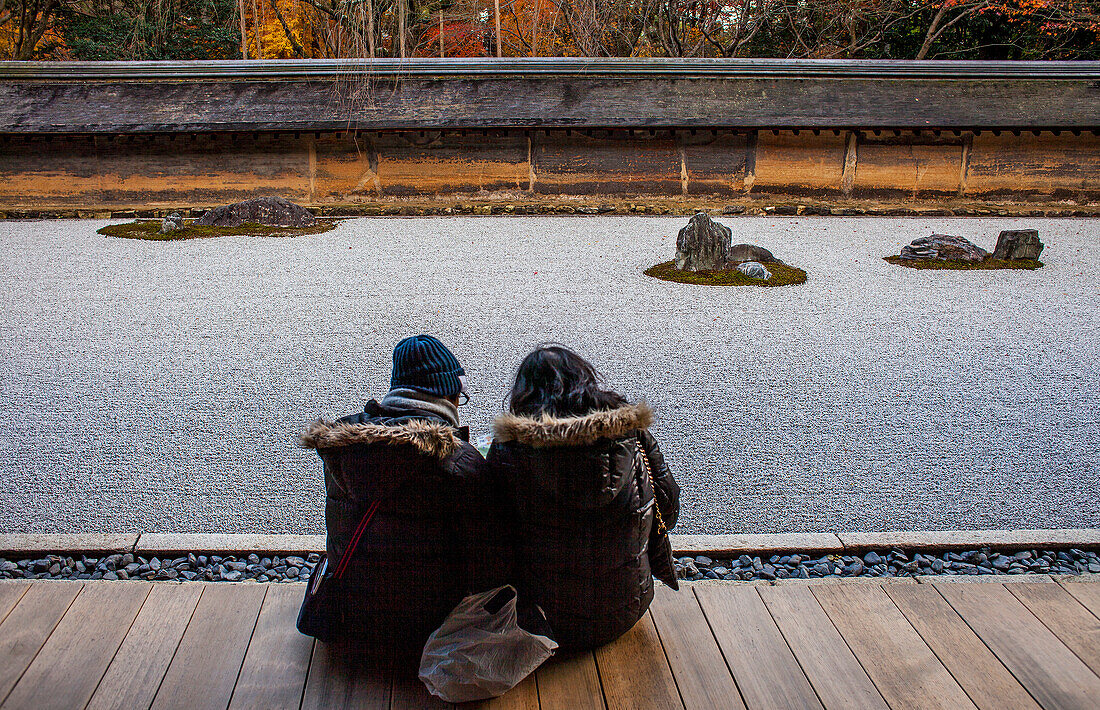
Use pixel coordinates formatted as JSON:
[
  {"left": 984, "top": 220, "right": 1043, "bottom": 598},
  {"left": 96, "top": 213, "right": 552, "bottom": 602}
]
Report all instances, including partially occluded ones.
[
  {"left": 366, "top": 0, "right": 375, "bottom": 57},
  {"left": 238, "top": 0, "right": 249, "bottom": 58},
  {"left": 915, "top": 5, "right": 947, "bottom": 59},
  {"left": 531, "top": 0, "right": 539, "bottom": 56},
  {"left": 398, "top": 0, "right": 406, "bottom": 58},
  {"left": 494, "top": 0, "right": 502, "bottom": 57},
  {"left": 250, "top": 0, "right": 262, "bottom": 57}
]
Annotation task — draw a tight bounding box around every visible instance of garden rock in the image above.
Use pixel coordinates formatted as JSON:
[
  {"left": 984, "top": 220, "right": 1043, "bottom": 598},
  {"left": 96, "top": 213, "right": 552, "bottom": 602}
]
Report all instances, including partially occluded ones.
[
  {"left": 992, "top": 229, "right": 1043, "bottom": 261},
  {"left": 728, "top": 244, "right": 779, "bottom": 264},
  {"left": 737, "top": 261, "right": 771, "bottom": 280},
  {"left": 160, "top": 213, "right": 184, "bottom": 233},
  {"left": 900, "top": 234, "right": 988, "bottom": 262},
  {"left": 194, "top": 196, "right": 316, "bottom": 228},
  {"left": 675, "top": 213, "right": 732, "bottom": 271}
]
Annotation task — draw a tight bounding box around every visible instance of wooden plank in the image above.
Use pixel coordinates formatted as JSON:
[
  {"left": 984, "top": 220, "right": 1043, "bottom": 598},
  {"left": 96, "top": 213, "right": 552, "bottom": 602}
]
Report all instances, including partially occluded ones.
[
  {"left": 593, "top": 612, "right": 683, "bottom": 710},
  {"left": 3, "top": 582, "right": 150, "bottom": 710},
  {"left": 150, "top": 583, "right": 267, "bottom": 710},
  {"left": 87, "top": 583, "right": 204, "bottom": 710},
  {"left": 536, "top": 652, "right": 605, "bottom": 710},
  {"left": 300, "top": 642, "right": 391, "bottom": 710},
  {"left": 885, "top": 584, "right": 1040, "bottom": 710},
  {"left": 936, "top": 582, "right": 1100, "bottom": 710},
  {"left": 2, "top": 76, "right": 1099, "bottom": 133},
  {"left": 469, "top": 673, "right": 539, "bottom": 710},
  {"left": 0, "top": 582, "right": 82, "bottom": 704},
  {"left": 1006, "top": 582, "right": 1100, "bottom": 677},
  {"left": 0, "top": 583, "right": 29, "bottom": 625},
  {"left": 1060, "top": 580, "right": 1100, "bottom": 618},
  {"left": 758, "top": 585, "right": 887, "bottom": 710},
  {"left": 649, "top": 584, "right": 744, "bottom": 709},
  {"left": 229, "top": 584, "right": 315, "bottom": 710},
  {"left": 693, "top": 585, "right": 820, "bottom": 710},
  {"left": 390, "top": 658, "right": 452, "bottom": 710},
  {"left": 812, "top": 583, "right": 976, "bottom": 710}
]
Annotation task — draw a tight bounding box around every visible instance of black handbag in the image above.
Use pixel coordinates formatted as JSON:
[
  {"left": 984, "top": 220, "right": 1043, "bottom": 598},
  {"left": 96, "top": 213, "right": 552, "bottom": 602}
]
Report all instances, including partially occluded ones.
[
  {"left": 636, "top": 435, "right": 679, "bottom": 590},
  {"left": 297, "top": 499, "right": 381, "bottom": 641}
]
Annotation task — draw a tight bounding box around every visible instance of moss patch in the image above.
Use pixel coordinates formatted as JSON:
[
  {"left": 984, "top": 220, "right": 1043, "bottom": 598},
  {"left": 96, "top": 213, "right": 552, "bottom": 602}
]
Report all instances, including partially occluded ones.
[
  {"left": 644, "top": 260, "right": 808, "bottom": 287},
  {"left": 884, "top": 256, "right": 1043, "bottom": 270},
  {"left": 98, "top": 219, "right": 337, "bottom": 240}
]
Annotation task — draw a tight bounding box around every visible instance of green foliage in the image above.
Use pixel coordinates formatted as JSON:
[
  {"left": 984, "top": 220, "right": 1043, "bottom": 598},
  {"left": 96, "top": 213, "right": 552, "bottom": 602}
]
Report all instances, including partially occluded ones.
[
  {"left": 644, "top": 260, "right": 808, "bottom": 287},
  {"left": 58, "top": 0, "right": 241, "bottom": 60}
]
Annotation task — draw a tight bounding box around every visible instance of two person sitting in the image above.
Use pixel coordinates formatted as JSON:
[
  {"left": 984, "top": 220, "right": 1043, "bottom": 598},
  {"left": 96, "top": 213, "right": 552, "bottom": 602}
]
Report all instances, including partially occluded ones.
[{"left": 299, "top": 335, "right": 680, "bottom": 655}]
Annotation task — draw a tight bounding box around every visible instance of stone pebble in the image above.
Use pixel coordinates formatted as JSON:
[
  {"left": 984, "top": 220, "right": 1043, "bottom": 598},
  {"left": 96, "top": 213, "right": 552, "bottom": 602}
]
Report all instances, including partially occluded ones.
[{"left": 1, "top": 548, "right": 1097, "bottom": 583}]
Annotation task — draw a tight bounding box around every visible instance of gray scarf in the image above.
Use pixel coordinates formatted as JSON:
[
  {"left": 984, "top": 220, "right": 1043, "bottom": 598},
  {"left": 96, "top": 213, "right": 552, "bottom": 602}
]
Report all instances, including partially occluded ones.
[{"left": 380, "top": 388, "right": 460, "bottom": 428}]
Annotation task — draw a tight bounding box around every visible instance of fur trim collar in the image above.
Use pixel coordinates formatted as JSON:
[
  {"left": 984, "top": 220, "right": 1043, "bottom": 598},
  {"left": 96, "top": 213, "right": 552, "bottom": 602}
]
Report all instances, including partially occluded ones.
[
  {"left": 299, "top": 418, "right": 461, "bottom": 460},
  {"left": 492, "top": 403, "right": 653, "bottom": 447}
]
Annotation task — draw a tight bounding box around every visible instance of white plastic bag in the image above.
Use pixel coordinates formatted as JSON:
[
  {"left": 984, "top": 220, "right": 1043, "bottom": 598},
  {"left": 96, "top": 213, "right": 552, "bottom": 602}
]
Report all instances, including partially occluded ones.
[{"left": 419, "top": 585, "right": 558, "bottom": 703}]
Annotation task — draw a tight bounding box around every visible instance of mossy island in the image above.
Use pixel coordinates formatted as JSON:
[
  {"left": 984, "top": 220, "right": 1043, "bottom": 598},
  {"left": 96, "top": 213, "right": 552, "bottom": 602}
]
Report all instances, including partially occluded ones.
[
  {"left": 884, "top": 255, "right": 1042, "bottom": 271},
  {"left": 645, "top": 212, "right": 807, "bottom": 287},
  {"left": 99, "top": 197, "right": 336, "bottom": 241},
  {"left": 887, "top": 230, "right": 1044, "bottom": 271},
  {"left": 99, "top": 220, "right": 336, "bottom": 241},
  {"left": 645, "top": 260, "right": 808, "bottom": 287}
]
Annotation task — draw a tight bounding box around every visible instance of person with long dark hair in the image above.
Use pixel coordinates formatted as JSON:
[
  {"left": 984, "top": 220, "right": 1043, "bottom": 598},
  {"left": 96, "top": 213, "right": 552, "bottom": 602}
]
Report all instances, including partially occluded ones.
[{"left": 488, "top": 344, "right": 680, "bottom": 651}]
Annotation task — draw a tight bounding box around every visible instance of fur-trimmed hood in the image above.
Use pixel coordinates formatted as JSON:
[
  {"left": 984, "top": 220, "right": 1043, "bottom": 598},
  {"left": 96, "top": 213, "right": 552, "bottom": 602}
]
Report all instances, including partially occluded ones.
[
  {"left": 299, "top": 418, "right": 462, "bottom": 460},
  {"left": 492, "top": 402, "right": 653, "bottom": 447}
]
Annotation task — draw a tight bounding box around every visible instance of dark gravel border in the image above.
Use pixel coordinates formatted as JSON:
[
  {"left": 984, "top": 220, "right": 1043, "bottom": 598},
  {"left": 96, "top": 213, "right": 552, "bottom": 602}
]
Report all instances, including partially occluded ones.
[
  {"left": 1, "top": 547, "right": 1098, "bottom": 583},
  {"left": 0, "top": 553, "right": 321, "bottom": 583},
  {"left": 678, "top": 547, "right": 1100, "bottom": 581}
]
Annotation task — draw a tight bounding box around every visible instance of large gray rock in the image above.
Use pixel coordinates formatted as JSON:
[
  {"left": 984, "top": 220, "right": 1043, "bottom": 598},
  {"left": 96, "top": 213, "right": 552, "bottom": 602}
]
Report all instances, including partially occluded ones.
[
  {"left": 899, "top": 234, "right": 988, "bottom": 262},
  {"left": 729, "top": 244, "right": 779, "bottom": 264},
  {"left": 675, "top": 213, "right": 732, "bottom": 271},
  {"left": 992, "top": 229, "right": 1043, "bottom": 261},
  {"left": 194, "top": 196, "right": 316, "bottom": 228}
]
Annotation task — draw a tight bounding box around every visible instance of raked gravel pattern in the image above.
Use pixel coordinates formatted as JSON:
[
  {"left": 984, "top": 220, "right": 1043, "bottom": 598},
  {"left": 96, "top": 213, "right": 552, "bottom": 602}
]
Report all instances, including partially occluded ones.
[{"left": 1, "top": 216, "right": 1098, "bottom": 535}]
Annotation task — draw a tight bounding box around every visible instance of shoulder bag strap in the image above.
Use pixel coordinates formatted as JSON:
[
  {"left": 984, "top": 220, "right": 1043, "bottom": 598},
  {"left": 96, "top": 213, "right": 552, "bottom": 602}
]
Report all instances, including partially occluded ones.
[
  {"left": 333, "top": 500, "right": 381, "bottom": 580},
  {"left": 636, "top": 434, "right": 668, "bottom": 536}
]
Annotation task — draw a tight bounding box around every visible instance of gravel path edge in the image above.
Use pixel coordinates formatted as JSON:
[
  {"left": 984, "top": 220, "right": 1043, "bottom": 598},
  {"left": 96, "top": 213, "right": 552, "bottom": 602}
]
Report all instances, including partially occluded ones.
[{"left": 3, "top": 529, "right": 1098, "bottom": 557}]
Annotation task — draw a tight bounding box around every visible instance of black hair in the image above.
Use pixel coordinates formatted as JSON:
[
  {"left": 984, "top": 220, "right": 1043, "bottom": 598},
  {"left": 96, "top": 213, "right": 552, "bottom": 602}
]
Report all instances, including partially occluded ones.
[{"left": 508, "top": 344, "right": 628, "bottom": 418}]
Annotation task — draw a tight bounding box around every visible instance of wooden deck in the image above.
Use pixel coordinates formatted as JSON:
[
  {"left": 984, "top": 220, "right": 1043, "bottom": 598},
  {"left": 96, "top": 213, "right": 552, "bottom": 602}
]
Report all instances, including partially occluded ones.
[{"left": 0, "top": 578, "right": 1097, "bottom": 709}]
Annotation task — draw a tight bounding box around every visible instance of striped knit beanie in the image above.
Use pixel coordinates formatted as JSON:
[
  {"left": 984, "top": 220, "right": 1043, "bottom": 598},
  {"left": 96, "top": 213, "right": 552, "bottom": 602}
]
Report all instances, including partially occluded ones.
[{"left": 390, "top": 335, "right": 466, "bottom": 399}]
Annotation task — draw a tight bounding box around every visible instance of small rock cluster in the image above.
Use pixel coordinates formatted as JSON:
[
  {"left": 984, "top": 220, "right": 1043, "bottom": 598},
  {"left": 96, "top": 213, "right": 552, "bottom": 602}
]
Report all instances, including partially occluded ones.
[
  {"left": 676, "top": 547, "right": 1100, "bottom": 581},
  {"left": 0, "top": 552, "right": 320, "bottom": 582},
  {"left": 674, "top": 212, "right": 781, "bottom": 279},
  {"left": 899, "top": 229, "right": 1044, "bottom": 263}
]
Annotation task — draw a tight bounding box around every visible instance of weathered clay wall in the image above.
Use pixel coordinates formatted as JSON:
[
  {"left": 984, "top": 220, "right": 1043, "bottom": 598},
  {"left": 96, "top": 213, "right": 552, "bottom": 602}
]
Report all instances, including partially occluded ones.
[{"left": 1, "top": 129, "right": 1097, "bottom": 210}]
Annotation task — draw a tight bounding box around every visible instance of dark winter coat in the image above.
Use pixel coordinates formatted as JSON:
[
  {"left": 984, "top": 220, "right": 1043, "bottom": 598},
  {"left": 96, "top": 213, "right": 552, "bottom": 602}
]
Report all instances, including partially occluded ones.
[
  {"left": 488, "top": 402, "right": 680, "bottom": 651},
  {"left": 300, "top": 400, "right": 509, "bottom": 654}
]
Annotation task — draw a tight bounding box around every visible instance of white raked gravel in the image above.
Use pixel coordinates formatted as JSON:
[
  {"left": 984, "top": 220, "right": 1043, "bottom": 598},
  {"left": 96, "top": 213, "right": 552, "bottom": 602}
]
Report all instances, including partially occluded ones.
[{"left": 1, "top": 216, "right": 1097, "bottom": 535}]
